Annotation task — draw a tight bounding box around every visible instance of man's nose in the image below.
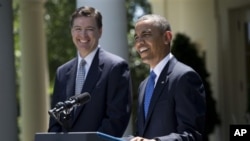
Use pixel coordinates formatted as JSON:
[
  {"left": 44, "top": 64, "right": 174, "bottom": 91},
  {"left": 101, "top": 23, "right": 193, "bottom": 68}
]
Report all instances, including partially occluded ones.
[
  {"left": 135, "top": 36, "right": 145, "bottom": 44},
  {"left": 76, "top": 29, "right": 87, "bottom": 36}
]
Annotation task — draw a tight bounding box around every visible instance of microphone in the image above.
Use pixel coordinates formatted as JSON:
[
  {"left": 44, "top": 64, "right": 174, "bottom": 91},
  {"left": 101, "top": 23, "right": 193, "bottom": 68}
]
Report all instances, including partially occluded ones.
[
  {"left": 65, "top": 92, "right": 91, "bottom": 109},
  {"left": 48, "top": 92, "right": 91, "bottom": 115}
]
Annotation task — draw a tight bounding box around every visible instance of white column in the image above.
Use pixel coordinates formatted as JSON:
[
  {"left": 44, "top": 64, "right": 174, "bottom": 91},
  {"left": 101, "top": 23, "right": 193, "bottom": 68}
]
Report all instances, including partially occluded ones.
[
  {"left": 0, "top": 0, "right": 18, "bottom": 140},
  {"left": 19, "top": 0, "right": 49, "bottom": 141},
  {"left": 77, "top": 0, "right": 128, "bottom": 61},
  {"left": 77, "top": 0, "right": 132, "bottom": 136}
]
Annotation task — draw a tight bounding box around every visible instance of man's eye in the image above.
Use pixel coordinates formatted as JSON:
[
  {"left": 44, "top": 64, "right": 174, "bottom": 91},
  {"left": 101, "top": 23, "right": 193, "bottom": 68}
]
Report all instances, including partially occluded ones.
[
  {"left": 86, "top": 28, "right": 94, "bottom": 31},
  {"left": 142, "top": 33, "right": 151, "bottom": 37},
  {"left": 74, "top": 28, "right": 81, "bottom": 31}
]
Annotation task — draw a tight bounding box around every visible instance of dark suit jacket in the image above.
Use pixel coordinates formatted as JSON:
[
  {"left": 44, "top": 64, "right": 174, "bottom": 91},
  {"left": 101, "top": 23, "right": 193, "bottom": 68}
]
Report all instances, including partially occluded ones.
[
  {"left": 48, "top": 48, "right": 132, "bottom": 137},
  {"left": 135, "top": 56, "right": 206, "bottom": 141}
]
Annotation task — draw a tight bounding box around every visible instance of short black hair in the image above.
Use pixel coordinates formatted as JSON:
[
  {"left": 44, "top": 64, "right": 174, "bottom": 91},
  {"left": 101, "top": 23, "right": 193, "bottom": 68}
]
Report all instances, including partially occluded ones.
[{"left": 70, "top": 6, "right": 102, "bottom": 29}]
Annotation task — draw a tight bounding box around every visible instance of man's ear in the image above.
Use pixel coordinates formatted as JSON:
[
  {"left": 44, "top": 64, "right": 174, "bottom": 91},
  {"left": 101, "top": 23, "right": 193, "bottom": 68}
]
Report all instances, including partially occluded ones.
[
  {"left": 98, "top": 28, "right": 103, "bottom": 38},
  {"left": 164, "top": 31, "right": 172, "bottom": 45}
]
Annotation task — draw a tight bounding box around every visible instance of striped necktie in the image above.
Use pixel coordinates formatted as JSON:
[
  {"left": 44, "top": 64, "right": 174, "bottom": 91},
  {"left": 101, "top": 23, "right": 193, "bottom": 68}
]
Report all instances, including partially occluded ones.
[{"left": 144, "top": 71, "right": 156, "bottom": 118}]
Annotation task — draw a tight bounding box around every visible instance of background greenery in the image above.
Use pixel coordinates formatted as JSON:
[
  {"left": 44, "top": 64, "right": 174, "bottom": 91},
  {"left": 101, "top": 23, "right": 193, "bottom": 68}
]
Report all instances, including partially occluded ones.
[{"left": 13, "top": 0, "right": 220, "bottom": 140}]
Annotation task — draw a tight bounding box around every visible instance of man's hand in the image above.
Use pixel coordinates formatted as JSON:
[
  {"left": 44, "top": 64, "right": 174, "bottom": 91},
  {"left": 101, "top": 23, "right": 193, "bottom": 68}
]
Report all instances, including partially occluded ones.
[{"left": 130, "top": 136, "right": 157, "bottom": 141}]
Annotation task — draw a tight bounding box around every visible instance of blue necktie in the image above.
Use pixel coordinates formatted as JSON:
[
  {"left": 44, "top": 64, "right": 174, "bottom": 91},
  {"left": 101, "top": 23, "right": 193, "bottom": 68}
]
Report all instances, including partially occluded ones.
[{"left": 144, "top": 71, "right": 156, "bottom": 118}]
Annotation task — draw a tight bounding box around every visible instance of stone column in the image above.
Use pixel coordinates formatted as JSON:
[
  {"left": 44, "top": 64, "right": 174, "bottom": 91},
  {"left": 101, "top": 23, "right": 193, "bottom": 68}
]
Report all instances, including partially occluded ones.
[
  {"left": 19, "top": 0, "right": 49, "bottom": 141},
  {"left": 0, "top": 0, "right": 18, "bottom": 140},
  {"left": 77, "top": 0, "right": 132, "bottom": 136}
]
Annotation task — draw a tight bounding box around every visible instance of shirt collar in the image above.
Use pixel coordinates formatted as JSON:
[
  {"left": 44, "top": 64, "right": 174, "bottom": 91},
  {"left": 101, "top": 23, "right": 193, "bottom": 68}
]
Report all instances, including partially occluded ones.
[
  {"left": 77, "top": 45, "right": 99, "bottom": 68},
  {"left": 151, "top": 53, "right": 173, "bottom": 81}
]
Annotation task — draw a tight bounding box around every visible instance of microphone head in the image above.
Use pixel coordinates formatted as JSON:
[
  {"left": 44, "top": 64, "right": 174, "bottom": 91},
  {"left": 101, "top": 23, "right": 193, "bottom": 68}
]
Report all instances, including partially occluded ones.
[{"left": 70, "top": 92, "right": 91, "bottom": 105}]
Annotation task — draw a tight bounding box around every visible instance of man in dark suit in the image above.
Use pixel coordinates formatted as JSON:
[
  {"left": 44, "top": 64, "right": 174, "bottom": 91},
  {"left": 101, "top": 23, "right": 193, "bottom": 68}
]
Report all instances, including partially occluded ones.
[
  {"left": 130, "top": 14, "right": 206, "bottom": 141},
  {"left": 48, "top": 6, "right": 132, "bottom": 137}
]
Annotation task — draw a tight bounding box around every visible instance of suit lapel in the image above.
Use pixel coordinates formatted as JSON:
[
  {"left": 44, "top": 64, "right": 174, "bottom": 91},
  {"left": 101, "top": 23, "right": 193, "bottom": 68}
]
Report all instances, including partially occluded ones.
[
  {"left": 82, "top": 48, "right": 103, "bottom": 94},
  {"left": 138, "top": 79, "right": 148, "bottom": 135},
  {"left": 66, "top": 59, "right": 78, "bottom": 99},
  {"left": 72, "top": 48, "right": 103, "bottom": 124},
  {"left": 142, "top": 57, "right": 178, "bottom": 134}
]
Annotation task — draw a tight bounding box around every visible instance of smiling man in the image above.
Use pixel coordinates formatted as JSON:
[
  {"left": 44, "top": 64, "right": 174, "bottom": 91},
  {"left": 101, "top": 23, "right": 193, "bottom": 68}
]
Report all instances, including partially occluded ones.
[
  {"left": 129, "top": 14, "right": 206, "bottom": 141},
  {"left": 48, "top": 6, "right": 132, "bottom": 137}
]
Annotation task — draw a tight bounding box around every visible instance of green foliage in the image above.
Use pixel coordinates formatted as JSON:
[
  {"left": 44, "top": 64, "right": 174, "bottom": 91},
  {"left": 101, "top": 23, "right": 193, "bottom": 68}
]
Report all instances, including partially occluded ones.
[
  {"left": 126, "top": 0, "right": 151, "bottom": 33},
  {"left": 13, "top": 1, "right": 21, "bottom": 139},
  {"left": 45, "top": 0, "right": 76, "bottom": 88},
  {"left": 172, "top": 33, "right": 221, "bottom": 140},
  {"left": 13, "top": 0, "right": 21, "bottom": 88}
]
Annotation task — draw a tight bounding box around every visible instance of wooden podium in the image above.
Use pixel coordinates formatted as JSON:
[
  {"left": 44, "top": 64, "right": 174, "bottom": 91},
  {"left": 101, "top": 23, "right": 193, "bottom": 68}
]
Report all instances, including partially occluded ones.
[{"left": 35, "top": 132, "right": 125, "bottom": 141}]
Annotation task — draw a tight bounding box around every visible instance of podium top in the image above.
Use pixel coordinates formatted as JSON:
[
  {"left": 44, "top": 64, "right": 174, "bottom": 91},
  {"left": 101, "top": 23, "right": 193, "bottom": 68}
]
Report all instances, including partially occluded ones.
[{"left": 35, "top": 132, "right": 126, "bottom": 141}]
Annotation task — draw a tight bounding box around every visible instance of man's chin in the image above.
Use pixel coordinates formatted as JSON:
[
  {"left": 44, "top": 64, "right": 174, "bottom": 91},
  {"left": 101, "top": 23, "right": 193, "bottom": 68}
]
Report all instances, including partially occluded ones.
[{"left": 141, "top": 58, "right": 150, "bottom": 65}]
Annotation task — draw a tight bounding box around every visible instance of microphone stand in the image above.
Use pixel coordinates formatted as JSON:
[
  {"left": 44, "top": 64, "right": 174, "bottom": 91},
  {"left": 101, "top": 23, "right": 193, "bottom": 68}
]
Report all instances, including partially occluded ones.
[
  {"left": 48, "top": 105, "right": 73, "bottom": 132},
  {"left": 48, "top": 92, "right": 91, "bottom": 132}
]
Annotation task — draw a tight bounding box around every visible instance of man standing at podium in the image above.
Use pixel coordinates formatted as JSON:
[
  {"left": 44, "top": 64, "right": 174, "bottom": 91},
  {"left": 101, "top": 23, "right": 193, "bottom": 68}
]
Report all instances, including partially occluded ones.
[
  {"left": 129, "top": 14, "right": 206, "bottom": 141},
  {"left": 48, "top": 6, "right": 132, "bottom": 137}
]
